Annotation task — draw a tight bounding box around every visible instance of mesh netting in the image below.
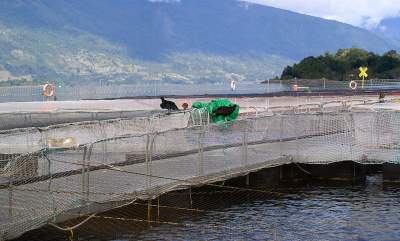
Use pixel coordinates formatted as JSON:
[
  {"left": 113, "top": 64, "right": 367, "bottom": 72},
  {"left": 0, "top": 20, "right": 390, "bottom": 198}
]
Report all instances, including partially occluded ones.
[
  {"left": 0, "top": 109, "right": 171, "bottom": 130},
  {"left": 0, "top": 111, "right": 191, "bottom": 154},
  {"left": 1, "top": 105, "right": 400, "bottom": 240}
]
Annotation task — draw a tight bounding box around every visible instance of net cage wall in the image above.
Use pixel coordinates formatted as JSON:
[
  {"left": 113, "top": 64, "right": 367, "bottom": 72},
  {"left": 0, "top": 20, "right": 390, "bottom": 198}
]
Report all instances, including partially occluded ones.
[{"left": 1, "top": 107, "right": 400, "bottom": 240}]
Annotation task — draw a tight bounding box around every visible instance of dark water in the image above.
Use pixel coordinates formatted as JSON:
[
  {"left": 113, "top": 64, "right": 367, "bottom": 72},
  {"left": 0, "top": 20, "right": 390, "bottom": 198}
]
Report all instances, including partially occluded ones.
[
  {"left": 136, "top": 176, "right": 400, "bottom": 241},
  {"left": 16, "top": 175, "right": 400, "bottom": 241}
]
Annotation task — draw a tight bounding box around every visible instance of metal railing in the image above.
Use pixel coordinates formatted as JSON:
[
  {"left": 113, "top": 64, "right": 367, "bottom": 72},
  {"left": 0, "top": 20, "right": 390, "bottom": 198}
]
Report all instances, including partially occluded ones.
[{"left": 0, "top": 79, "right": 399, "bottom": 103}]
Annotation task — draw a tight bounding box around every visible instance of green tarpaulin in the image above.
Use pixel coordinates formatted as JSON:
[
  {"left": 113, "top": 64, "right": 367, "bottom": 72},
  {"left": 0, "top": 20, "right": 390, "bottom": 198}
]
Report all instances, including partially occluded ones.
[{"left": 192, "top": 99, "right": 239, "bottom": 123}]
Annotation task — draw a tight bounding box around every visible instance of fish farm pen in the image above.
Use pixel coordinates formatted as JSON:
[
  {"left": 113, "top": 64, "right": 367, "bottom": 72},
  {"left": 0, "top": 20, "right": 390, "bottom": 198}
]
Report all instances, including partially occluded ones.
[{"left": 1, "top": 99, "right": 400, "bottom": 240}]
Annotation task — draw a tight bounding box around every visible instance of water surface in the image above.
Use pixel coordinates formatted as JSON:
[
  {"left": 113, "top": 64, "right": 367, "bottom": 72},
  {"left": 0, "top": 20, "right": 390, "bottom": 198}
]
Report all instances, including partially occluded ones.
[{"left": 16, "top": 175, "right": 400, "bottom": 241}]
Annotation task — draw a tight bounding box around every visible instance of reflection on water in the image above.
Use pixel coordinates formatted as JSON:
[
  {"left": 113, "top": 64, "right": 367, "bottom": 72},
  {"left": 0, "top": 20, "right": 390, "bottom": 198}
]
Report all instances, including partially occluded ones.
[{"left": 15, "top": 175, "right": 400, "bottom": 241}]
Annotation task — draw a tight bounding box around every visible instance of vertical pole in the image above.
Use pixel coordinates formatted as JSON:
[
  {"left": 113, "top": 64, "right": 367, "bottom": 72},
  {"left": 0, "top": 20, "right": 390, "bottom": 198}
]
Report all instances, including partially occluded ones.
[
  {"left": 157, "top": 196, "right": 160, "bottom": 222},
  {"left": 145, "top": 134, "right": 150, "bottom": 189},
  {"left": 149, "top": 134, "right": 156, "bottom": 189},
  {"left": 197, "top": 131, "right": 204, "bottom": 176},
  {"left": 295, "top": 114, "right": 299, "bottom": 159},
  {"left": 45, "top": 151, "right": 56, "bottom": 221},
  {"left": 242, "top": 127, "right": 248, "bottom": 167},
  {"left": 349, "top": 113, "right": 355, "bottom": 157},
  {"left": 189, "top": 188, "right": 193, "bottom": 208},
  {"left": 280, "top": 115, "right": 284, "bottom": 157},
  {"left": 8, "top": 181, "right": 13, "bottom": 220},
  {"left": 147, "top": 199, "right": 152, "bottom": 227},
  {"left": 99, "top": 121, "right": 107, "bottom": 164},
  {"left": 267, "top": 79, "right": 270, "bottom": 111},
  {"left": 86, "top": 144, "right": 93, "bottom": 204},
  {"left": 81, "top": 146, "right": 87, "bottom": 204},
  {"left": 362, "top": 76, "right": 365, "bottom": 89}
]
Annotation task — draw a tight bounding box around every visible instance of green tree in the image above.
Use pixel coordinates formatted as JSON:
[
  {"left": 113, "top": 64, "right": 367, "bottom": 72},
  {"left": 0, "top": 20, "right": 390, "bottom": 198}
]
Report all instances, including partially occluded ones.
[{"left": 280, "top": 48, "right": 400, "bottom": 80}]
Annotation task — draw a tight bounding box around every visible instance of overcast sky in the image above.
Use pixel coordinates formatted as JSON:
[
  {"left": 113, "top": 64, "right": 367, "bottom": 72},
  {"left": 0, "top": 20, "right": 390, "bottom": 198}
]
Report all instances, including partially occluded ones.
[{"left": 245, "top": 0, "right": 400, "bottom": 29}]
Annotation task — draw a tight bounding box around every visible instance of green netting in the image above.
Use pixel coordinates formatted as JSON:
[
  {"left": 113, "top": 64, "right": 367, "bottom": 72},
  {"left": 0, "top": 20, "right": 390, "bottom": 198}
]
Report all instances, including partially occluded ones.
[{"left": 192, "top": 99, "right": 239, "bottom": 123}]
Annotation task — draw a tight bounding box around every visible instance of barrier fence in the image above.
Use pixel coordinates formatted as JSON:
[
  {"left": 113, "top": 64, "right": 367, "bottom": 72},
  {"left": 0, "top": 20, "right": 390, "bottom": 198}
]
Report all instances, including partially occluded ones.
[
  {"left": 0, "top": 79, "right": 400, "bottom": 103},
  {"left": 0, "top": 83, "right": 277, "bottom": 103}
]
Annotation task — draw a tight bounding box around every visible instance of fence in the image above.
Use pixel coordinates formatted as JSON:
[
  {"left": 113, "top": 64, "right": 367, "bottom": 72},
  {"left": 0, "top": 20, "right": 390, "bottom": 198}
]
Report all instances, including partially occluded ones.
[
  {"left": 1, "top": 106, "right": 400, "bottom": 240},
  {"left": 0, "top": 82, "right": 279, "bottom": 103},
  {"left": 1, "top": 79, "right": 400, "bottom": 103},
  {"left": 268, "top": 78, "right": 400, "bottom": 92}
]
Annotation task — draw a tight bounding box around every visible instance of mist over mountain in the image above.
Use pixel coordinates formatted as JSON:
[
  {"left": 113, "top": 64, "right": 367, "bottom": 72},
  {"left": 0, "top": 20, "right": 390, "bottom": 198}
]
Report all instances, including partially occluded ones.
[
  {"left": 376, "top": 17, "right": 400, "bottom": 46},
  {"left": 0, "top": 0, "right": 396, "bottom": 85}
]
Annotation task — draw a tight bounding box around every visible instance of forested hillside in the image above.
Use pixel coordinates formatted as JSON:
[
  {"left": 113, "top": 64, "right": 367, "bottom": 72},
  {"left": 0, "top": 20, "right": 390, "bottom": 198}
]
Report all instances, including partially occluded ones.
[{"left": 281, "top": 48, "right": 400, "bottom": 80}]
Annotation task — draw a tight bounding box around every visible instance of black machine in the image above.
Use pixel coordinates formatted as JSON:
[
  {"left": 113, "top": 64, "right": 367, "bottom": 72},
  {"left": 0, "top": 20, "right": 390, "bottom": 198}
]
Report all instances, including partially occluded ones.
[{"left": 160, "top": 97, "right": 179, "bottom": 111}]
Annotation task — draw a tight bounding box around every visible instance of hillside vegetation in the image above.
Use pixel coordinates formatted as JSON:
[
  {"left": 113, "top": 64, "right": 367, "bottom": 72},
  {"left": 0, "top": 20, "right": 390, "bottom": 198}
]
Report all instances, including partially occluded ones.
[
  {"left": 281, "top": 48, "right": 400, "bottom": 80},
  {"left": 0, "top": 0, "right": 397, "bottom": 85}
]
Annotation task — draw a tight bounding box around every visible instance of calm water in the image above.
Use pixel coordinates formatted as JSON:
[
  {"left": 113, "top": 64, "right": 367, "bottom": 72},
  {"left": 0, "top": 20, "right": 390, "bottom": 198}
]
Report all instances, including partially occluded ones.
[
  {"left": 136, "top": 176, "right": 400, "bottom": 241},
  {"left": 17, "top": 175, "right": 400, "bottom": 241}
]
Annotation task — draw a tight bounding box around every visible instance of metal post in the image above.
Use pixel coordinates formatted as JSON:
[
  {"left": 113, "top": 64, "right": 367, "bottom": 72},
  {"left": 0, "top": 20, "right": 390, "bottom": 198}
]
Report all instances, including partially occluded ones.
[
  {"left": 99, "top": 121, "right": 107, "bottom": 164},
  {"left": 86, "top": 144, "right": 93, "bottom": 203},
  {"left": 81, "top": 146, "right": 87, "bottom": 204},
  {"left": 149, "top": 134, "right": 156, "bottom": 189},
  {"left": 147, "top": 199, "right": 152, "bottom": 226},
  {"left": 8, "top": 181, "right": 13, "bottom": 220},
  {"left": 242, "top": 127, "right": 248, "bottom": 167},
  {"left": 157, "top": 196, "right": 160, "bottom": 222},
  {"left": 197, "top": 130, "right": 204, "bottom": 176},
  {"left": 145, "top": 134, "right": 150, "bottom": 188},
  {"left": 265, "top": 79, "right": 271, "bottom": 111},
  {"left": 295, "top": 114, "right": 299, "bottom": 159},
  {"left": 44, "top": 151, "right": 51, "bottom": 178},
  {"left": 279, "top": 115, "right": 284, "bottom": 156}
]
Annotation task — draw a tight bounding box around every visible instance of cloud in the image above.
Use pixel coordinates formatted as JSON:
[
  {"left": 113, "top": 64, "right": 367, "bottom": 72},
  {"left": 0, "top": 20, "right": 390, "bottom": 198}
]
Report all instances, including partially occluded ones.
[{"left": 244, "top": 0, "right": 400, "bottom": 29}]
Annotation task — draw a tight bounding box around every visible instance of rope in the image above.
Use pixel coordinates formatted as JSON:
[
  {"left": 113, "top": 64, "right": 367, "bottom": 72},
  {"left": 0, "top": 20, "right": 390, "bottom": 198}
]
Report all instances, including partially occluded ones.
[
  {"left": 48, "top": 213, "right": 97, "bottom": 231},
  {"left": 46, "top": 198, "right": 139, "bottom": 238},
  {"left": 292, "top": 161, "right": 312, "bottom": 176},
  {"left": 48, "top": 213, "right": 97, "bottom": 241},
  {"left": 56, "top": 212, "right": 260, "bottom": 233},
  {"left": 68, "top": 229, "right": 74, "bottom": 241}
]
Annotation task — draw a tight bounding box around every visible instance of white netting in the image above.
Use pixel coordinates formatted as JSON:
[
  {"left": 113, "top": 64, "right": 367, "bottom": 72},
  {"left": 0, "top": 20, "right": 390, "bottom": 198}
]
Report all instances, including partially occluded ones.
[
  {"left": 0, "top": 111, "right": 192, "bottom": 154},
  {"left": 1, "top": 107, "right": 400, "bottom": 240}
]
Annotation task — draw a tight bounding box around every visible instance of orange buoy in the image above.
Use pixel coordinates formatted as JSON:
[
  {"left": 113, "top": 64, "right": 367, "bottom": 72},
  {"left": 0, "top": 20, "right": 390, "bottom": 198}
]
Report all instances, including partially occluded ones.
[{"left": 42, "top": 84, "right": 55, "bottom": 97}]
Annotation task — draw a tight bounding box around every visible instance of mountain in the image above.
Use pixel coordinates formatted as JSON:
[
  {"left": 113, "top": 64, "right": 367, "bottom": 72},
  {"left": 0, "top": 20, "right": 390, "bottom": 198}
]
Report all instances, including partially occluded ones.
[
  {"left": 0, "top": 0, "right": 396, "bottom": 85},
  {"left": 376, "top": 17, "right": 400, "bottom": 46}
]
